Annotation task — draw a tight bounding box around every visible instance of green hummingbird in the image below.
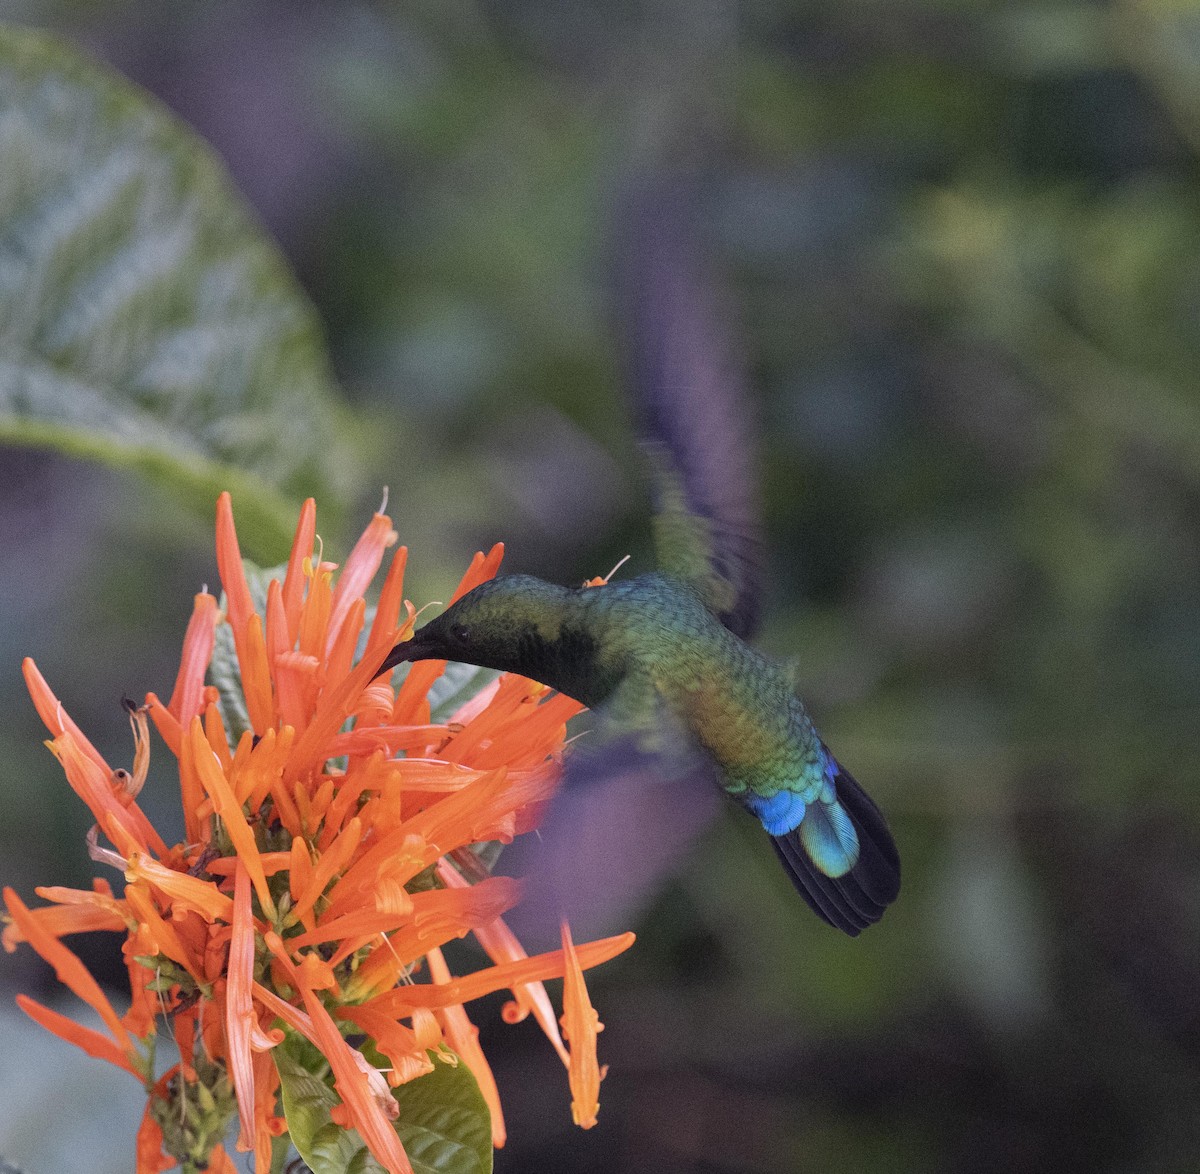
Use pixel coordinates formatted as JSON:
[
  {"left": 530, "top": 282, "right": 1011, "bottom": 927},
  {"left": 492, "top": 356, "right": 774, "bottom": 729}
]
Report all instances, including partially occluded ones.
[
  {"left": 380, "top": 184, "right": 899, "bottom": 935},
  {"left": 379, "top": 569, "right": 898, "bottom": 933}
]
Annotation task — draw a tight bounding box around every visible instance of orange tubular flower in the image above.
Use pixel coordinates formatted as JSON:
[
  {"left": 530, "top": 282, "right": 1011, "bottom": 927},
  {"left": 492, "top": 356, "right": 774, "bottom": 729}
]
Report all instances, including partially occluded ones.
[
  {"left": 3, "top": 493, "right": 634, "bottom": 1173},
  {"left": 560, "top": 921, "right": 607, "bottom": 1129},
  {"left": 225, "top": 861, "right": 259, "bottom": 1154}
]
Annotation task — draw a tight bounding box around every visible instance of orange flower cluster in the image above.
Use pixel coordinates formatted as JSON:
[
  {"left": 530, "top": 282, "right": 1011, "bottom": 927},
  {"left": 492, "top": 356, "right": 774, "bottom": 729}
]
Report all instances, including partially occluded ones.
[{"left": 3, "top": 493, "right": 633, "bottom": 1173}]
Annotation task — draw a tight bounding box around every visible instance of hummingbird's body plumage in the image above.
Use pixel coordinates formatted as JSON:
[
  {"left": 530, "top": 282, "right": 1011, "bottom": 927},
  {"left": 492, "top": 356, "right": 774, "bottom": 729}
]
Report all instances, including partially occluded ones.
[{"left": 559, "top": 573, "right": 831, "bottom": 820}]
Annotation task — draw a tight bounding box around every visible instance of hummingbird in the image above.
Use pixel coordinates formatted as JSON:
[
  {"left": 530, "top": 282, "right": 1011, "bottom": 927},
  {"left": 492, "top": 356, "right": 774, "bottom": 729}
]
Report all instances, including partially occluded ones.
[
  {"left": 379, "top": 571, "right": 898, "bottom": 933},
  {"left": 379, "top": 184, "right": 900, "bottom": 935}
]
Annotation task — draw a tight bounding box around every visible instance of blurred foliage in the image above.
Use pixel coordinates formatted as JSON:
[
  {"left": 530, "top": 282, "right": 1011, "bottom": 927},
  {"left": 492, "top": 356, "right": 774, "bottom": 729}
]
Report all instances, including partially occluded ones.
[
  {"left": 0, "top": 24, "right": 357, "bottom": 557},
  {"left": 3, "top": 2, "right": 1200, "bottom": 1173}
]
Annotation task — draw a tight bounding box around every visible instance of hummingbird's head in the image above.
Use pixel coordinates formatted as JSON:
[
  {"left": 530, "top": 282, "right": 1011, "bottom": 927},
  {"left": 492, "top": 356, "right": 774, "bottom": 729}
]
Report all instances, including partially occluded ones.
[{"left": 379, "top": 574, "right": 574, "bottom": 678}]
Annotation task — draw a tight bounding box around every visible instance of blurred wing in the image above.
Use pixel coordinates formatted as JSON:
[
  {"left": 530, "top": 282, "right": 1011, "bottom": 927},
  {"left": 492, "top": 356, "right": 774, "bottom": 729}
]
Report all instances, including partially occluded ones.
[
  {"left": 501, "top": 710, "right": 722, "bottom": 951},
  {"left": 616, "top": 179, "right": 764, "bottom": 639}
]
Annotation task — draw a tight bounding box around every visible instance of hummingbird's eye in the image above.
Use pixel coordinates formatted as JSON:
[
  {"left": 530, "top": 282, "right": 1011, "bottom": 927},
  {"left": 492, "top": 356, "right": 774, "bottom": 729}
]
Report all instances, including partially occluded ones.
[{"left": 449, "top": 622, "right": 471, "bottom": 645}]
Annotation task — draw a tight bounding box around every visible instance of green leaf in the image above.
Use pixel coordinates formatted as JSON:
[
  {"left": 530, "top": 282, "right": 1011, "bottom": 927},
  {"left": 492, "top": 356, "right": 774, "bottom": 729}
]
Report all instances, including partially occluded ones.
[
  {"left": 276, "top": 1042, "right": 493, "bottom": 1174},
  {"left": 392, "top": 1053, "right": 493, "bottom": 1174},
  {"left": 276, "top": 1046, "right": 376, "bottom": 1174},
  {"left": 0, "top": 24, "right": 352, "bottom": 556}
]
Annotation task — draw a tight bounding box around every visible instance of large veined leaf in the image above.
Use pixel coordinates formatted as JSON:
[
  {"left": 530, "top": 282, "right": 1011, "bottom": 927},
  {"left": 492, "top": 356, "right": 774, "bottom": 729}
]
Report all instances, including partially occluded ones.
[
  {"left": 276, "top": 1043, "right": 493, "bottom": 1174},
  {"left": 389, "top": 1052, "right": 493, "bottom": 1174},
  {"left": 0, "top": 23, "right": 351, "bottom": 553}
]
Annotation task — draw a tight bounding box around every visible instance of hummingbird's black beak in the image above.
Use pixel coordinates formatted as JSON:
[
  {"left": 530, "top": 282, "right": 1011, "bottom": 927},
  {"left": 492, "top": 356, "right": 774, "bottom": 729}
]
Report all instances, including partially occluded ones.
[{"left": 377, "top": 630, "right": 435, "bottom": 676}]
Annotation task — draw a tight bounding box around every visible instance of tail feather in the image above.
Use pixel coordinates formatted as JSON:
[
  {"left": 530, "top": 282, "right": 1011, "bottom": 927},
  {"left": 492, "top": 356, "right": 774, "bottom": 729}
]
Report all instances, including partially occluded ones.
[
  {"left": 771, "top": 750, "right": 900, "bottom": 935},
  {"left": 798, "top": 795, "right": 859, "bottom": 878}
]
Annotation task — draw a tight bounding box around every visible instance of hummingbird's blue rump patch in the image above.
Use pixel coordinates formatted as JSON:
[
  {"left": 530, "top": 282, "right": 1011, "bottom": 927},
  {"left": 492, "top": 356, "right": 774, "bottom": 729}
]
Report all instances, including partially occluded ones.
[{"left": 744, "top": 789, "right": 806, "bottom": 836}]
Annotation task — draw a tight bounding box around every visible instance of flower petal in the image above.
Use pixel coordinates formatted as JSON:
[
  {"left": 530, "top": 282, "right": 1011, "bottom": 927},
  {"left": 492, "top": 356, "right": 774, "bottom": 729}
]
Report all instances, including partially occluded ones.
[
  {"left": 334, "top": 1003, "right": 439, "bottom": 1087},
  {"left": 136, "top": 1077, "right": 178, "bottom": 1174},
  {"left": 168, "top": 592, "right": 219, "bottom": 727},
  {"left": 1, "top": 888, "right": 127, "bottom": 952},
  {"left": 281, "top": 498, "right": 317, "bottom": 644},
  {"left": 215, "top": 492, "right": 254, "bottom": 637},
  {"left": 450, "top": 543, "right": 505, "bottom": 603},
  {"left": 287, "top": 817, "right": 364, "bottom": 927},
  {"left": 239, "top": 613, "right": 277, "bottom": 733},
  {"left": 366, "top": 546, "right": 409, "bottom": 659},
  {"left": 363, "top": 932, "right": 635, "bottom": 1014},
  {"left": 126, "top": 856, "right": 234, "bottom": 924},
  {"left": 123, "top": 882, "right": 206, "bottom": 984},
  {"left": 283, "top": 641, "right": 398, "bottom": 787},
  {"left": 186, "top": 718, "right": 276, "bottom": 918},
  {"left": 328, "top": 510, "right": 397, "bottom": 658},
  {"left": 226, "top": 860, "right": 258, "bottom": 1152},
  {"left": 52, "top": 732, "right": 160, "bottom": 856},
  {"left": 5, "top": 887, "right": 134, "bottom": 1055},
  {"left": 204, "top": 1146, "right": 240, "bottom": 1173},
  {"left": 560, "top": 921, "right": 605, "bottom": 1129},
  {"left": 144, "top": 690, "right": 183, "bottom": 759},
  {"left": 21, "top": 657, "right": 109, "bottom": 775},
  {"left": 15, "top": 994, "right": 142, "bottom": 1078}
]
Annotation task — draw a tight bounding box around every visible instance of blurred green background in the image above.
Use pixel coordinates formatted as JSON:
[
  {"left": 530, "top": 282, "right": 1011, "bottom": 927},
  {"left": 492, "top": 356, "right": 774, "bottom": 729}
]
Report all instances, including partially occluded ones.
[{"left": 3, "top": 2, "right": 1200, "bottom": 1171}]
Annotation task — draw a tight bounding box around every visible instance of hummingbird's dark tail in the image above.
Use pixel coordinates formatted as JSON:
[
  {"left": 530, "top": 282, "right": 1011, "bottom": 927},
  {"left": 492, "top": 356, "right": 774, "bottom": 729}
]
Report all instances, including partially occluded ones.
[{"left": 770, "top": 754, "right": 900, "bottom": 935}]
